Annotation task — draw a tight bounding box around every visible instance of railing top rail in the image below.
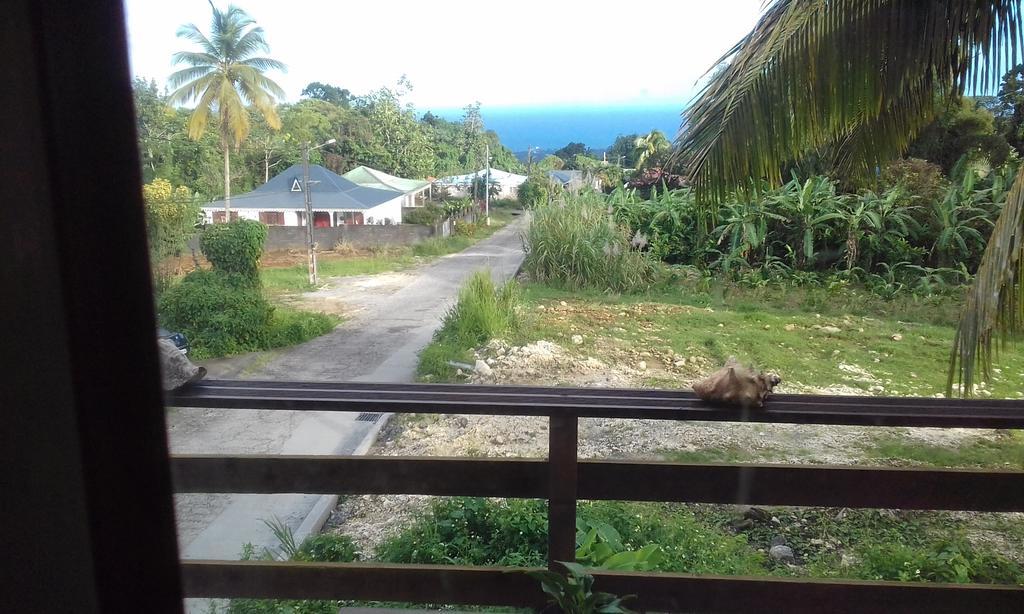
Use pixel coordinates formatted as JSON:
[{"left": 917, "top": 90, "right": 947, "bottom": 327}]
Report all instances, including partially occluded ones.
[{"left": 170, "top": 380, "right": 1024, "bottom": 429}]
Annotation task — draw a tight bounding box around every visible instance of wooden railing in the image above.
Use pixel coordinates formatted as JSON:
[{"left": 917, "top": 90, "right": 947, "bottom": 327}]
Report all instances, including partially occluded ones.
[{"left": 170, "top": 381, "right": 1024, "bottom": 613}]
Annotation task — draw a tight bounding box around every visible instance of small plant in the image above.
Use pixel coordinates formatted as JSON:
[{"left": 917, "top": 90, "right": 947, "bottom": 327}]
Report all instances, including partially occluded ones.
[
  {"left": 527, "top": 562, "right": 636, "bottom": 614},
  {"left": 575, "top": 519, "right": 663, "bottom": 571}
]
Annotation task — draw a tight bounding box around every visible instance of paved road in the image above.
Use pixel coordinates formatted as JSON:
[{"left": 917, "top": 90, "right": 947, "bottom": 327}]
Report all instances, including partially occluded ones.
[{"left": 168, "top": 218, "right": 527, "bottom": 570}]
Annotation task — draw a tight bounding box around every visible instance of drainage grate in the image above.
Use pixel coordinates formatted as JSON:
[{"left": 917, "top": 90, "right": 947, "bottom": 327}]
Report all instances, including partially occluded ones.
[{"left": 355, "top": 412, "right": 382, "bottom": 423}]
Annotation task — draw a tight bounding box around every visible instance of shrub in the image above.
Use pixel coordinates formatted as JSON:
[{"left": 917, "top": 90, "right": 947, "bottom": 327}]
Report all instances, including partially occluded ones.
[
  {"left": 159, "top": 270, "right": 273, "bottom": 358},
  {"left": 403, "top": 205, "right": 446, "bottom": 226},
  {"left": 200, "top": 219, "right": 268, "bottom": 279},
  {"left": 518, "top": 175, "right": 551, "bottom": 207},
  {"left": 265, "top": 308, "right": 337, "bottom": 349},
  {"left": 523, "top": 194, "right": 659, "bottom": 292},
  {"left": 417, "top": 271, "right": 522, "bottom": 379},
  {"left": 295, "top": 533, "right": 361, "bottom": 563},
  {"left": 377, "top": 497, "right": 547, "bottom": 567},
  {"left": 857, "top": 540, "right": 1023, "bottom": 584}
]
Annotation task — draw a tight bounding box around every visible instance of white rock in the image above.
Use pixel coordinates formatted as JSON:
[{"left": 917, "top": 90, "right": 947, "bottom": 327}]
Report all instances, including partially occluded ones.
[
  {"left": 560, "top": 301, "right": 568, "bottom": 307},
  {"left": 784, "top": 324, "right": 797, "bottom": 331},
  {"left": 637, "top": 361, "right": 647, "bottom": 371},
  {"left": 891, "top": 333, "right": 903, "bottom": 341},
  {"left": 674, "top": 359, "right": 687, "bottom": 367},
  {"left": 820, "top": 326, "right": 841, "bottom": 334},
  {"left": 571, "top": 334, "right": 584, "bottom": 345}
]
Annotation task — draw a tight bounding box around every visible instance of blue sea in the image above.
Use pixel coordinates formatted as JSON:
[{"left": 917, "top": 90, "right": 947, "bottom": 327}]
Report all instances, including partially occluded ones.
[{"left": 428, "top": 105, "right": 683, "bottom": 153}]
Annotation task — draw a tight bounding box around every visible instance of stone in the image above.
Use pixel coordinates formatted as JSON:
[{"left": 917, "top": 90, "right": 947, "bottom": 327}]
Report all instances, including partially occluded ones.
[
  {"left": 485, "top": 358, "right": 496, "bottom": 366},
  {"left": 571, "top": 334, "right": 584, "bottom": 345},
  {"left": 820, "top": 325, "right": 841, "bottom": 334},
  {"left": 537, "top": 304, "right": 546, "bottom": 310},
  {"left": 674, "top": 359, "right": 687, "bottom": 367},
  {"left": 637, "top": 360, "right": 647, "bottom": 371},
  {"left": 891, "top": 333, "right": 903, "bottom": 341},
  {"left": 560, "top": 301, "right": 568, "bottom": 307},
  {"left": 784, "top": 324, "right": 798, "bottom": 331},
  {"left": 809, "top": 539, "right": 824, "bottom": 546},
  {"left": 455, "top": 416, "right": 469, "bottom": 428},
  {"left": 769, "top": 544, "right": 796, "bottom": 564},
  {"left": 158, "top": 338, "right": 206, "bottom": 391},
  {"left": 770, "top": 535, "right": 787, "bottom": 547},
  {"left": 743, "top": 507, "right": 772, "bottom": 523}
]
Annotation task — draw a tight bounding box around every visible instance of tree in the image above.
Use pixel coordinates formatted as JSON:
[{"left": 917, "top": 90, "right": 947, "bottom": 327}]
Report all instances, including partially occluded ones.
[
  {"left": 996, "top": 64, "right": 1024, "bottom": 154},
  {"left": 633, "top": 131, "right": 671, "bottom": 171},
  {"left": 676, "top": 0, "right": 1024, "bottom": 394},
  {"left": 461, "top": 102, "right": 487, "bottom": 170},
  {"left": 142, "top": 179, "right": 201, "bottom": 292},
  {"left": 169, "top": 4, "right": 286, "bottom": 215},
  {"left": 301, "top": 81, "right": 352, "bottom": 108},
  {"left": 554, "top": 142, "right": 589, "bottom": 167},
  {"left": 906, "top": 97, "right": 1011, "bottom": 174},
  {"left": 607, "top": 133, "right": 640, "bottom": 168}
]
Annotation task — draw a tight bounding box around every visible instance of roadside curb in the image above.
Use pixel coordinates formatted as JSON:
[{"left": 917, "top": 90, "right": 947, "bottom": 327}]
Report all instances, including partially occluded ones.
[{"left": 292, "top": 412, "right": 394, "bottom": 545}]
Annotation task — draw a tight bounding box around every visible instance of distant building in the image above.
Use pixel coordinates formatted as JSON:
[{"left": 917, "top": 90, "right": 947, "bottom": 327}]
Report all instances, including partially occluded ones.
[
  {"left": 548, "top": 169, "right": 601, "bottom": 192},
  {"left": 342, "top": 165, "right": 431, "bottom": 208},
  {"left": 435, "top": 168, "right": 528, "bottom": 199},
  {"left": 202, "top": 164, "right": 404, "bottom": 227}
]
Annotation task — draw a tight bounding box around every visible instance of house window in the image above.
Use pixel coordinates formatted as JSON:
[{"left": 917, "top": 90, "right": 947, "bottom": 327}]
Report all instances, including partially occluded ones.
[
  {"left": 259, "top": 211, "right": 285, "bottom": 225},
  {"left": 212, "top": 211, "right": 239, "bottom": 223},
  {"left": 336, "top": 211, "right": 364, "bottom": 225}
]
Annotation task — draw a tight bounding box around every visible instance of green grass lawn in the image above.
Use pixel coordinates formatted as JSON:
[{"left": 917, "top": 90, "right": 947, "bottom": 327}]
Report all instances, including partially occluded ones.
[
  {"left": 519, "top": 283, "right": 1024, "bottom": 399},
  {"left": 262, "top": 209, "right": 518, "bottom": 294}
]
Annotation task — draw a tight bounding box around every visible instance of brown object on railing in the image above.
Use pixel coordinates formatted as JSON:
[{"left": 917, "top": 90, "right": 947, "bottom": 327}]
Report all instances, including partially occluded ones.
[{"left": 169, "top": 380, "right": 1024, "bottom": 612}]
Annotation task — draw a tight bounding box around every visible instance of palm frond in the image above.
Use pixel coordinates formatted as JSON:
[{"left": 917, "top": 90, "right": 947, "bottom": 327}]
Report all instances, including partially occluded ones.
[
  {"left": 233, "top": 28, "right": 271, "bottom": 59},
  {"left": 239, "top": 56, "right": 287, "bottom": 73},
  {"left": 167, "top": 71, "right": 217, "bottom": 105},
  {"left": 677, "top": 0, "right": 1024, "bottom": 202},
  {"left": 175, "top": 23, "right": 217, "bottom": 55},
  {"left": 232, "top": 64, "right": 286, "bottom": 101},
  {"left": 949, "top": 171, "right": 1024, "bottom": 396},
  {"left": 170, "top": 51, "right": 220, "bottom": 68}
]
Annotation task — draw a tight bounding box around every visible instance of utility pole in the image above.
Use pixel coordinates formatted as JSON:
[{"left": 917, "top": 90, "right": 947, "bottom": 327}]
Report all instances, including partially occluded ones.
[
  {"left": 484, "top": 142, "right": 491, "bottom": 226},
  {"left": 302, "top": 141, "right": 318, "bottom": 286}
]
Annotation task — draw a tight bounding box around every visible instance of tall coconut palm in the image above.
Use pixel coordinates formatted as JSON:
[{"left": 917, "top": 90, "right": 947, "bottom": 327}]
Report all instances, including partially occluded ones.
[
  {"left": 169, "top": 4, "right": 286, "bottom": 214},
  {"left": 675, "top": 0, "right": 1024, "bottom": 396},
  {"left": 633, "top": 130, "right": 671, "bottom": 170}
]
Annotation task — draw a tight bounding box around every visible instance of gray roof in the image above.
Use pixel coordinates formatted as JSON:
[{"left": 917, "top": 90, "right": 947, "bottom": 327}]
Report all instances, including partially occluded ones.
[
  {"left": 207, "top": 164, "right": 403, "bottom": 211},
  {"left": 548, "top": 170, "right": 584, "bottom": 184}
]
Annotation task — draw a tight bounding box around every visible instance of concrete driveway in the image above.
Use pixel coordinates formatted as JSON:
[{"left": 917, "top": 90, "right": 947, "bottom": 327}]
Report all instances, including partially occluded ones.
[{"left": 168, "top": 217, "right": 527, "bottom": 567}]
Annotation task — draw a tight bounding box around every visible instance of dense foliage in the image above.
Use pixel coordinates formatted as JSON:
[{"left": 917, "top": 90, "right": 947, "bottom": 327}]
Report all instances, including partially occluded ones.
[
  {"left": 607, "top": 161, "right": 1018, "bottom": 297},
  {"left": 142, "top": 178, "right": 201, "bottom": 291},
  {"left": 522, "top": 194, "right": 659, "bottom": 293},
  {"left": 417, "top": 270, "right": 522, "bottom": 379},
  {"left": 199, "top": 219, "right": 268, "bottom": 280},
  {"left": 133, "top": 77, "right": 523, "bottom": 202},
  {"left": 160, "top": 220, "right": 334, "bottom": 358}
]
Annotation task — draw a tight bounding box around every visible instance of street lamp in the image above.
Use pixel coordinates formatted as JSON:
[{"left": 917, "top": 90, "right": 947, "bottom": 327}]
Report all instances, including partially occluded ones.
[{"left": 302, "top": 138, "right": 337, "bottom": 285}]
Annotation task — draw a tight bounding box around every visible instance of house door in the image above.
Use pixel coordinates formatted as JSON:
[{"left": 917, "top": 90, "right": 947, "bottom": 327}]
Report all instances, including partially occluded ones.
[
  {"left": 313, "top": 212, "right": 331, "bottom": 227},
  {"left": 212, "top": 211, "right": 239, "bottom": 223}
]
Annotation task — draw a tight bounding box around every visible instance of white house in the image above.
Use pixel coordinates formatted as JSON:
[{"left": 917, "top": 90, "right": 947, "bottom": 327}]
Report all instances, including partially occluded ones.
[
  {"left": 342, "top": 165, "right": 431, "bottom": 208},
  {"left": 202, "top": 164, "right": 404, "bottom": 227},
  {"left": 434, "top": 168, "right": 528, "bottom": 199}
]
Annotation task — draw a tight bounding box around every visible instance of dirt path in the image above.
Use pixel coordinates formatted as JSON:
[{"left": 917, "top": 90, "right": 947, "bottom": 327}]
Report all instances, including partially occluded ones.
[{"left": 168, "top": 218, "right": 528, "bottom": 568}]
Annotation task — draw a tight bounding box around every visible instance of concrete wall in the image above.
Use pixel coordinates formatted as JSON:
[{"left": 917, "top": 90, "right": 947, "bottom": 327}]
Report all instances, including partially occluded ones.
[{"left": 263, "top": 223, "right": 434, "bottom": 251}]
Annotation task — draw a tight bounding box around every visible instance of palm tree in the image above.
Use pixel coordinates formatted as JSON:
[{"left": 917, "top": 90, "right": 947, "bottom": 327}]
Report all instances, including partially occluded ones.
[
  {"left": 633, "top": 131, "right": 671, "bottom": 170},
  {"left": 169, "top": 3, "right": 286, "bottom": 215},
  {"left": 675, "top": 0, "right": 1024, "bottom": 395}
]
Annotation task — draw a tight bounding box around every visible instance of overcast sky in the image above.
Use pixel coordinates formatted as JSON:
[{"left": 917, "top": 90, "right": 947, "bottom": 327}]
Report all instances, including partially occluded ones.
[{"left": 122, "top": 0, "right": 763, "bottom": 110}]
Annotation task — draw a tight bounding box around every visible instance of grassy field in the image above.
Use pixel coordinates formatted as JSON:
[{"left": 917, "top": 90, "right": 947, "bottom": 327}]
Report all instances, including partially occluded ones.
[
  {"left": 519, "top": 282, "right": 1024, "bottom": 399},
  {"left": 261, "top": 209, "right": 518, "bottom": 294}
]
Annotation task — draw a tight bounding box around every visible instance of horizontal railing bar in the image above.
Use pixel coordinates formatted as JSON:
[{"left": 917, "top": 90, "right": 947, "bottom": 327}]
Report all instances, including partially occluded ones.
[
  {"left": 578, "top": 460, "right": 1024, "bottom": 511},
  {"left": 171, "top": 456, "right": 547, "bottom": 498},
  {"left": 190, "top": 380, "right": 1021, "bottom": 409},
  {"left": 170, "top": 382, "right": 1024, "bottom": 428},
  {"left": 170, "top": 455, "right": 1024, "bottom": 511},
  {"left": 184, "top": 379, "right": 1023, "bottom": 409},
  {"left": 180, "top": 560, "right": 1024, "bottom": 613}
]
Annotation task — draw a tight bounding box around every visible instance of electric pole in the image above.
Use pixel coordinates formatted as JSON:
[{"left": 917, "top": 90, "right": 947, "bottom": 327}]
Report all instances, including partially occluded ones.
[
  {"left": 302, "top": 141, "right": 318, "bottom": 286},
  {"left": 484, "top": 142, "right": 491, "bottom": 226}
]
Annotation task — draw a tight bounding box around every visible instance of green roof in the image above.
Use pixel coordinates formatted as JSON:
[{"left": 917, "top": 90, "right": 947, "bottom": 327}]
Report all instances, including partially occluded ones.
[{"left": 342, "top": 166, "right": 430, "bottom": 194}]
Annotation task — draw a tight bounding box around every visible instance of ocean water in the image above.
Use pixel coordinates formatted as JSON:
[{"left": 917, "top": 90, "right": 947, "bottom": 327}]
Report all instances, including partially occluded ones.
[{"left": 428, "top": 105, "right": 683, "bottom": 152}]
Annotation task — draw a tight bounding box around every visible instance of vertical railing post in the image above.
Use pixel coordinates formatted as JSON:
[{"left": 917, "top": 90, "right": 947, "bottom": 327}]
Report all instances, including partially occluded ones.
[{"left": 547, "top": 411, "right": 579, "bottom": 571}]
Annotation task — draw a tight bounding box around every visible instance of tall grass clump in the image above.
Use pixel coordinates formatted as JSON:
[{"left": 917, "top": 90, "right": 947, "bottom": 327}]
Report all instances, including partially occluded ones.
[
  {"left": 523, "top": 193, "right": 658, "bottom": 292},
  {"left": 417, "top": 270, "right": 521, "bottom": 379}
]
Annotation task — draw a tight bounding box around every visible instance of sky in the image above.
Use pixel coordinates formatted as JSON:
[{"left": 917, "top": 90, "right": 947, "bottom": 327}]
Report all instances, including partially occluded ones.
[{"left": 122, "top": 0, "right": 764, "bottom": 111}]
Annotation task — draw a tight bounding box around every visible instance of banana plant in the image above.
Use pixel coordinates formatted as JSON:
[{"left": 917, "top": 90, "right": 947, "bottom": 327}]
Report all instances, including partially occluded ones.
[{"left": 767, "top": 173, "right": 843, "bottom": 268}]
